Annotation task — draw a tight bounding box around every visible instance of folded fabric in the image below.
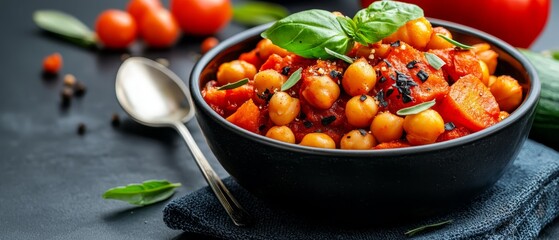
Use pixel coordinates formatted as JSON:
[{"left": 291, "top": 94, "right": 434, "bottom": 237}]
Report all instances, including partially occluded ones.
[{"left": 164, "top": 139, "right": 559, "bottom": 239}]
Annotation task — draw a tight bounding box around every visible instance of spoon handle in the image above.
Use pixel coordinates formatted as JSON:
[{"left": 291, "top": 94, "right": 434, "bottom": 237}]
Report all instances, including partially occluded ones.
[{"left": 174, "top": 122, "right": 252, "bottom": 227}]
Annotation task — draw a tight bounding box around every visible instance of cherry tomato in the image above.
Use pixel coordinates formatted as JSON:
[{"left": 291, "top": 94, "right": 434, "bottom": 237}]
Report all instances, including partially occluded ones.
[
  {"left": 95, "top": 9, "right": 137, "bottom": 49},
  {"left": 127, "top": 0, "right": 162, "bottom": 35},
  {"left": 170, "top": 0, "right": 232, "bottom": 35},
  {"left": 127, "top": 0, "right": 162, "bottom": 22},
  {"left": 360, "top": 0, "right": 550, "bottom": 48},
  {"left": 141, "top": 8, "right": 180, "bottom": 48},
  {"left": 201, "top": 37, "right": 219, "bottom": 54},
  {"left": 42, "top": 52, "right": 63, "bottom": 74}
]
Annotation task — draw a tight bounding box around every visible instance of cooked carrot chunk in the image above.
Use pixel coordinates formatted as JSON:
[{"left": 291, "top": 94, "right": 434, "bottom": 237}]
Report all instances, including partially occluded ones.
[
  {"left": 226, "top": 99, "right": 260, "bottom": 133},
  {"left": 439, "top": 74, "right": 500, "bottom": 132}
]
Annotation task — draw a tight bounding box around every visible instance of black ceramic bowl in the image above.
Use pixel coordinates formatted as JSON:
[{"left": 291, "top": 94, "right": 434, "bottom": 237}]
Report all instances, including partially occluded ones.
[{"left": 189, "top": 19, "right": 540, "bottom": 222}]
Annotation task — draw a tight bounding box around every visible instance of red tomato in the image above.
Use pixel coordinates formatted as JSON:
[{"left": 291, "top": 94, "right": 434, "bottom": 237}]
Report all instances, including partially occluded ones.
[
  {"left": 127, "top": 0, "right": 162, "bottom": 35},
  {"left": 95, "top": 9, "right": 137, "bottom": 49},
  {"left": 141, "top": 8, "right": 180, "bottom": 48},
  {"left": 360, "top": 0, "right": 550, "bottom": 48},
  {"left": 42, "top": 52, "right": 63, "bottom": 74},
  {"left": 200, "top": 37, "right": 219, "bottom": 54},
  {"left": 170, "top": 0, "right": 232, "bottom": 35}
]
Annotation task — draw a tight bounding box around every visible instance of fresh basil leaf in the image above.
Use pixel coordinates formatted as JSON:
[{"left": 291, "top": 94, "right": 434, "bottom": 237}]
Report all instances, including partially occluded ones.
[
  {"left": 233, "top": 1, "right": 289, "bottom": 26},
  {"left": 353, "top": 1, "right": 423, "bottom": 44},
  {"left": 396, "top": 99, "right": 436, "bottom": 116},
  {"left": 33, "top": 10, "right": 96, "bottom": 48},
  {"left": 404, "top": 219, "right": 453, "bottom": 237},
  {"left": 437, "top": 34, "right": 472, "bottom": 50},
  {"left": 261, "top": 9, "right": 354, "bottom": 59},
  {"left": 281, "top": 67, "right": 303, "bottom": 91},
  {"left": 325, "top": 47, "right": 354, "bottom": 64},
  {"left": 424, "top": 52, "right": 446, "bottom": 70},
  {"left": 102, "top": 180, "right": 181, "bottom": 206},
  {"left": 336, "top": 16, "right": 358, "bottom": 42},
  {"left": 217, "top": 78, "right": 249, "bottom": 90}
]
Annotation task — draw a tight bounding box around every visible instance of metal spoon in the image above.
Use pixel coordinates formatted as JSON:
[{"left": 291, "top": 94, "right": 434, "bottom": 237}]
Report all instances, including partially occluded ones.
[{"left": 115, "top": 57, "right": 251, "bottom": 227}]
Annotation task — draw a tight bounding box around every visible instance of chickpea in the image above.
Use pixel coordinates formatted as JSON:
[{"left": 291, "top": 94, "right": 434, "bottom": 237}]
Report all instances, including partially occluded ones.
[
  {"left": 216, "top": 60, "right": 256, "bottom": 85},
  {"left": 301, "top": 75, "right": 340, "bottom": 110},
  {"left": 266, "top": 126, "right": 296, "bottom": 144},
  {"left": 299, "top": 133, "right": 336, "bottom": 149},
  {"left": 403, "top": 109, "right": 445, "bottom": 145},
  {"left": 340, "top": 129, "right": 376, "bottom": 150},
  {"left": 370, "top": 111, "right": 405, "bottom": 143},
  {"left": 490, "top": 75, "right": 523, "bottom": 112},
  {"left": 426, "top": 27, "right": 454, "bottom": 49},
  {"left": 253, "top": 69, "right": 287, "bottom": 95},
  {"left": 268, "top": 92, "right": 300, "bottom": 126},
  {"left": 257, "top": 38, "right": 289, "bottom": 59},
  {"left": 479, "top": 60, "right": 490, "bottom": 87},
  {"left": 472, "top": 44, "right": 499, "bottom": 75},
  {"left": 342, "top": 58, "right": 377, "bottom": 96},
  {"left": 345, "top": 95, "right": 378, "bottom": 128},
  {"left": 499, "top": 111, "right": 510, "bottom": 121},
  {"left": 383, "top": 17, "right": 433, "bottom": 50}
]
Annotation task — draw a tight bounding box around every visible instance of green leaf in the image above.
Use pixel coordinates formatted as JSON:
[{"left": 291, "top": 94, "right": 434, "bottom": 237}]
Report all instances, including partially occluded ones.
[
  {"left": 102, "top": 180, "right": 181, "bottom": 206},
  {"left": 325, "top": 47, "right": 354, "bottom": 64},
  {"left": 261, "top": 9, "right": 354, "bottom": 59},
  {"left": 551, "top": 50, "right": 559, "bottom": 61},
  {"left": 437, "top": 34, "right": 472, "bottom": 50},
  {"left": 233, "top": 1, "right": 289, "bottom": 26},
  {"left": 424, "top": 52, "right": 445, "bottom": 70},
  {"left": 405, "top": 219, "right": 453, "bottom": 237},
  {"left": 217, "top": 78, "right": 249, "bottom": 90},
  {"left": 281, "top": 67, "right": 303, "bottom": 91},
  {"left": 33, "top": 10, "right": 96, "bottom": 48},
  {"left": 396, "top": 99, "right": 436, "bottom": 116},
  {"left": 353, "top": 1, "right": 423, "bottom": 44}
]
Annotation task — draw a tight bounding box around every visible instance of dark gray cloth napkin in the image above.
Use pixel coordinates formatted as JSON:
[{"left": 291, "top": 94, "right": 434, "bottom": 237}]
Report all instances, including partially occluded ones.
[{"left": 164, "top": 139, "right": 559, "bottom": 239}]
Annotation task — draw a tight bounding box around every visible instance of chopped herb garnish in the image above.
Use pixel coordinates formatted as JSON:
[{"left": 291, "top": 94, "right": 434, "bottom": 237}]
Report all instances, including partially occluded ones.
[
  {"left": 437, "top": 34, "right": 472, "bottom": 50},
  {"left": 394, "top": 71, "right": 417, "bottom": 104},
  {"left": 417, "top": 69, "right": 429, "bottom": 82},
  {"left": 330, "top": 70, "right": 343, "bottom": 79},
  {"left": 389, "top": 74, "right": 396, "bottom": 81},
  {"left": 281, "top": 67, "right": 303, "bottom": 91},
  {"left": 379, "top": 76, "right": 387, "bottom": 83},
  {"left": 424, "top": 52, "right": 445, "bottom": 70},
  {"left": 359, "top": 94, "right": 367, "bottom": 102},
  {"left": 281, "top": 66, "right": 291, "bottom": 76},
  {"left": 406, "top": 60, "right": 418, "bottom": 69},
  {"left": 404, "top": 219, "right": 453, "bottom": 237},
  {"left": 396, "top": 99, "right": 436, "bottom": 116},
  {"left": 390, "top": 40, "right": 401, "bottom": 47},
  {"left": 358, "top": 129, "right": 368, "bottom": 136},
  {"left": 258, "top": 89, "right": 273, "bottom": 102},
  {"left": 325, "top": 47, "right": 353, "bottom": 64},
  {"left": 217, "top": 78, "right": 249, "bottom": 90},
  {"left": 444, "top": 122, "right": 456, "bottom": 131},
  {"left": 321, "top": 115, "right": 337, "bottom": 126},
  {"left": 299, "top": 111, "right": 307, "bottom": 120},
  {"left": 376, "top": 90, "right": 388, "bottom": 107},
  {"left": 259, "top": 124, "right": 267, "bottom": 132},
  {"left": 303, "top": 121, "right": 313, "bottom": 128},
  {"left": 386, "top": 88, "right": 394, "bottom": 97},
  {"left": 383, "top": 59, "right": 393, "bottom": 68}
]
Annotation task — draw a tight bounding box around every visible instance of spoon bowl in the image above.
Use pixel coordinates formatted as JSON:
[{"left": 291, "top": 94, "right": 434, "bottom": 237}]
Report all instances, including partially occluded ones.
[
  {"left": 115, "top": 57, "right": 251, "bottom": 227},
  {"left": 115, "top": 57, "right": 194, "bottom": 127}
]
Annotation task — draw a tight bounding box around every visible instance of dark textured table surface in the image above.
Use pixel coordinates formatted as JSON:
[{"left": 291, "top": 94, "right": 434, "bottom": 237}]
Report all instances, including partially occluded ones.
[{"left": 1, "top": 0, "right": 558, "bottom": 239}]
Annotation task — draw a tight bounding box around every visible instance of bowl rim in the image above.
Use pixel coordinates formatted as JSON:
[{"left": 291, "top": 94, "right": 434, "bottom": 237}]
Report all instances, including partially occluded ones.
[{"left": 190, "top": 19, "right": 540, "bottom": 157}]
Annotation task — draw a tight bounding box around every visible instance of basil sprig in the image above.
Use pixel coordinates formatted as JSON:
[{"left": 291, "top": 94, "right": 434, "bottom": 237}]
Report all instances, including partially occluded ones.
[
  {"left": 33, "top": 10, "right": 96, "bottom": 48},
  {"left": 281, "top": 67, "right": 303, "bottom": 91},
  {"left": 424, "top": 52, "right": 445, "bottom": 70},
  {"left": 217, "top": 78, "right": 249, "bottom": 90},
  {"left": 102, "top": 180, "right": 181, "bottom": 206},
  {"left": 437, "top": 34, "right": 472, "bottom": 50},
  {"left": 261, "top": 1, "right": 423, "bottom": 59}
]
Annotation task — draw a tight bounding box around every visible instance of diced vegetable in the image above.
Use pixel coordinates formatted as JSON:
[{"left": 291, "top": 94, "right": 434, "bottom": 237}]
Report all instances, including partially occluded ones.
[
  {"left": 439, "top": 74, "right": 500, "bottom": 132},
  {"left": 226, "top": 99, "right": 260, "bottom": 133}
]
